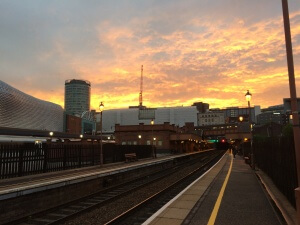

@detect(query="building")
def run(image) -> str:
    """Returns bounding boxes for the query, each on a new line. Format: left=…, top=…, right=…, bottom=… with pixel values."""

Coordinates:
left=64, top=79, right=91, bottom=116
left=96, top=106, right=198, bottom=134
left=192, top=102, right=209, bottom=113
left=65, top=114, right=82, bottom=134
left=0, top=80, right=64, bottom=131
left=224, top=106, right=261, bottom=123
left=261, top=104, right=284, bottom=113
left=257, top=111, right=287, bottom=125
left=197, top=110, right=225, bottom=126
left=283, top=98, right=300, bottom=113
left=114, top=122, right=202, bottom=153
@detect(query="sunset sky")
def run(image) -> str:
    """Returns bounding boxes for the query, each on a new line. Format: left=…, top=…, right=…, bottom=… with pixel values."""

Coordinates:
left=0, top=0, right=299, bottom=110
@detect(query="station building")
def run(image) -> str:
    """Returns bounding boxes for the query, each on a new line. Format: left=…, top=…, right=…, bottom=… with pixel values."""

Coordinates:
left=114, top=122, right=203, bottom=153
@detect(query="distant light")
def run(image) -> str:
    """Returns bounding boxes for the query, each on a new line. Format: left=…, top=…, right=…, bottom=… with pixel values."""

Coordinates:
left=108, top=136, right=111, bottom=140
left=244, top=138, right=248, bottom=141
left=273, top=112, right=280, bottom=115
left=80, top=134, right=83, bottom=138
left=138, top=135, right=142, bottom=139
left=221, top=139, right=225, bottom=143
left=49, top=132, right=54, bottom=136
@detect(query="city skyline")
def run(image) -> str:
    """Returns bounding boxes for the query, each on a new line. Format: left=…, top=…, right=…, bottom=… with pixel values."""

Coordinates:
left=0, top=0, right=299, bottom=110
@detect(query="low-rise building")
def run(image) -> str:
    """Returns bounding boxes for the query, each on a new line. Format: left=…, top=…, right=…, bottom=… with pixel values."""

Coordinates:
left=114, top=122, right=202, bottom=153
left=197, top=110, right=225, bottom=126
left=257, top=111, right=287, bottom=125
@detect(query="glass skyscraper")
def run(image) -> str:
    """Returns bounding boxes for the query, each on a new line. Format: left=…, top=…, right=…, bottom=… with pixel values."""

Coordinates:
left=64, top=79, right=91, bottom=116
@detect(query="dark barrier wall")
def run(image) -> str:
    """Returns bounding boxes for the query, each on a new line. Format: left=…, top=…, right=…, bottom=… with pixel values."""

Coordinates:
left=253, top=136, right=297, bottom=208
left=0, top=142, right=152, bottom=179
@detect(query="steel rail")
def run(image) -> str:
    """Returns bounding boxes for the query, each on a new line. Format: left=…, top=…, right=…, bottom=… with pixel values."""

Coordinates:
left=9, top=151, right=217, bottom=225
left=105, top=151, right=225, bottom=225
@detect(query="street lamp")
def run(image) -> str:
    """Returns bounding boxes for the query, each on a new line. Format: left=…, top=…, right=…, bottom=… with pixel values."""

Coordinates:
left=99, top=102, right=104, bottom=166
left=151, top=119, right=155, bottom=158
left=239, top=116, right=244, bottom=122
left=245, top=90, right=254, bottom=169
left=80, top=134, right=83, bottom=139
left=138, top=135, right=142, bottom=145
left=245, top=90, right=252, bottom=107
left=49, top=131, right=54, bottom=142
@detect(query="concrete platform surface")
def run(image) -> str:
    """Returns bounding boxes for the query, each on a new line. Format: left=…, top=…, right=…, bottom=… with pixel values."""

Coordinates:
left=145, top=153, right=290, bottom=225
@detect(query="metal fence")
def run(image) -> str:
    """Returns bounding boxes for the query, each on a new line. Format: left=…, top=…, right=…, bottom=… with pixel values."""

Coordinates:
left=0, top=142, right=152, bottom=179
left=253, top=136, right=297, bottom=208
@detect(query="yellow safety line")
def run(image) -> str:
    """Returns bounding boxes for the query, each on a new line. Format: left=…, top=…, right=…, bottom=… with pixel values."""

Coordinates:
left=207, top=154, right=233, bottom=225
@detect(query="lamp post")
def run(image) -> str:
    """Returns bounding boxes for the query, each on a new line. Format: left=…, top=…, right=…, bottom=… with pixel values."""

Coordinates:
left=99, top=102, right=104, bottom=166
left=281, top=0, right=300, bottom=223
left=49, top=131, right=54, bottom=142
left=151, top=119, right=155, bottom=158
left=245, top=90, right=254, bottom=169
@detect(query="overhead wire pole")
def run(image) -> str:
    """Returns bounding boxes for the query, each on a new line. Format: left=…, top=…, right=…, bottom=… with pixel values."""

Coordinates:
left=281, top=0, right=300, bottom=223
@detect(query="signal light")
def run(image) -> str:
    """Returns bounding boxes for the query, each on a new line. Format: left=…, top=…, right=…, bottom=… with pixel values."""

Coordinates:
left=221, top=139, right=225, bottom=143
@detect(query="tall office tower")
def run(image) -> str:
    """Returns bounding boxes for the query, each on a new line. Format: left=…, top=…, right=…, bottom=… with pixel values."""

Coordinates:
left=65, top=79, right=91, bottom=116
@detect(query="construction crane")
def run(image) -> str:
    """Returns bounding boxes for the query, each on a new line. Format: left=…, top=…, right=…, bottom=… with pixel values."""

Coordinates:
left=139, top=65, right=143, bottom=109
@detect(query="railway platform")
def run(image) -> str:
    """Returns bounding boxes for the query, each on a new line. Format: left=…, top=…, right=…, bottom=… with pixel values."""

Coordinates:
left=144, top=153, right=296, bottom=225
left=0, top=154, right=175, bottom=200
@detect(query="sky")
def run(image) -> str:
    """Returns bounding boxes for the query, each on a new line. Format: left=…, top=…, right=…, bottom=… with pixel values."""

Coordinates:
left=0, top=0, right=300, bottom=111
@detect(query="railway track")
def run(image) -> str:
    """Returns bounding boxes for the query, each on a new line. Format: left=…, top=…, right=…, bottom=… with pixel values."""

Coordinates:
left=10, top=150, right=224, bottom=225
left=105, top=150, right=225, bottom=225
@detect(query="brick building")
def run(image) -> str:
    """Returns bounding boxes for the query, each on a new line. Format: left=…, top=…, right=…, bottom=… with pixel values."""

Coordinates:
left=114, top=122, right=202, bottom=153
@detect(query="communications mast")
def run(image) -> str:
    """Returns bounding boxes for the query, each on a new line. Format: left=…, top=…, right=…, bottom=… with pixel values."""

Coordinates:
left=139, top=65, right=144, bottom=109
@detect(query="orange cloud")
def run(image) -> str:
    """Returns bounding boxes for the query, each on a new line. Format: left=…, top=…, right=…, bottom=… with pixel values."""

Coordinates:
left=16, top=9, right=300, bottom=111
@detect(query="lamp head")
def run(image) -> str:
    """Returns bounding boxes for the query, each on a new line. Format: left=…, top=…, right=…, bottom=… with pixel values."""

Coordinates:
left=99, top=102, right=104, bottom=112
left=245, top=90, right=252, bottom=102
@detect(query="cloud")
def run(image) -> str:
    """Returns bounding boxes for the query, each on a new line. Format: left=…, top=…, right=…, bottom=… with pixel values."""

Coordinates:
left=0, top=0, right=299, bottom=111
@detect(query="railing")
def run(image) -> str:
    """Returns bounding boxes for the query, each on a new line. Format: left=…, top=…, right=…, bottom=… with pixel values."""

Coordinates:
left=253, top=136, right=297, bottom=208
left=0, top=143, right=152, bottom=179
